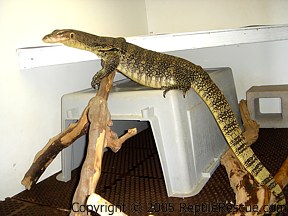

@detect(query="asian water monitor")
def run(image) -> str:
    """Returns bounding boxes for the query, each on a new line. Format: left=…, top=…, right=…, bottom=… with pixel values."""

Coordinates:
left=43, top=29, right=286, bottom=206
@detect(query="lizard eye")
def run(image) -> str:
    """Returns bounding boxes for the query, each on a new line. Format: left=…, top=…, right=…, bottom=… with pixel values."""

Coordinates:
left=70, top=33, right=75, bottom=39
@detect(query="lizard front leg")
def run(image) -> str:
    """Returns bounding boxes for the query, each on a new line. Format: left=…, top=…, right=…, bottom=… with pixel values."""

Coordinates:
left=91, top=55, right=120, bottom=89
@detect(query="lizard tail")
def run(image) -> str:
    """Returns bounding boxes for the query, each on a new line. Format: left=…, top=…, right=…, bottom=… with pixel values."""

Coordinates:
left=190, top=68, right=286, bottom=206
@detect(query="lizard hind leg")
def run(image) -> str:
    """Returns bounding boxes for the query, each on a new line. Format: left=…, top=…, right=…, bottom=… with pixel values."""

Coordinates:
left=161, top=85, right=191, bottom=98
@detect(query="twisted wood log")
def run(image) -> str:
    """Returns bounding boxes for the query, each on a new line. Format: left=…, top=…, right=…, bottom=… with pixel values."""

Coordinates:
left=86, top=193, right=128, bottom=216
left=22, top=71, right=137, bottom=216
left=221, top=100, right=287, bottom=216
left=70, top=72, right=137, bottom=216
left=21, top=103, right=90, bottom=190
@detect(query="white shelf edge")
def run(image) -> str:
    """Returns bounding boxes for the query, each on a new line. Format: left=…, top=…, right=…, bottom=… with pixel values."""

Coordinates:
left=17, top=25, right=288, bottom=70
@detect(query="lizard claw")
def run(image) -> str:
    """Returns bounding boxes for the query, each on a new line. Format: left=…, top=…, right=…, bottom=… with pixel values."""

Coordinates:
left=161, top=85, right=190, bottom=98
left=91, top=73, right=103, bottom=89
left=91, top=78, right=100, bottom=89
left=162, top=90, right=167, bottom=98
left=182, top=89, right=188, bottom=98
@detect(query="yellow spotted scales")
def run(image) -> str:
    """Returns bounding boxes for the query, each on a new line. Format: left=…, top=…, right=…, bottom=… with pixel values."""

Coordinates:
left=43, top=29, right=286, bottom=206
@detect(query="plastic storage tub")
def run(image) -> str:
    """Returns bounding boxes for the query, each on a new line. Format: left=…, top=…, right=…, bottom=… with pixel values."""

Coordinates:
left=59, top=67, right=240, bottom=197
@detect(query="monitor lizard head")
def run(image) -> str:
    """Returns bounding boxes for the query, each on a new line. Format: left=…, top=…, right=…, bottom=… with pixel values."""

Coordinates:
left=42, top=29, right=75, bottom=43
left=42, top=29, right=126, bottom=55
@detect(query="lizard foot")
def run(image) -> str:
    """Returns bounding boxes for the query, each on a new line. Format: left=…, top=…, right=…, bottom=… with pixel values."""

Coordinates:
left=91, top=66, right=115, bottom=89
left=161, top=85, right=190, bottom=98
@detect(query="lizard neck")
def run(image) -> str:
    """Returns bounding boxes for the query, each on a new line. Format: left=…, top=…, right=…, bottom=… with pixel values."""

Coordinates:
left=61, top=31, right=126, bottom=59
left=62, top=38, right=108, bottom=58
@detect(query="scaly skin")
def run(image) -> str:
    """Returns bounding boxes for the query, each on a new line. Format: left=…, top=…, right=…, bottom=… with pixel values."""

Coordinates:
left=43, top=29, right=286, bottom=207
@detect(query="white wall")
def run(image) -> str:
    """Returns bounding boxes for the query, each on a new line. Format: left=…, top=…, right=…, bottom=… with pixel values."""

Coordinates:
left=0, top=0, right=147, bottom=200
left=169, top=40, right=288, bottom=101
left=145, top=0, right=288, bottom=34
left=1, top=0, right=288, bottom=201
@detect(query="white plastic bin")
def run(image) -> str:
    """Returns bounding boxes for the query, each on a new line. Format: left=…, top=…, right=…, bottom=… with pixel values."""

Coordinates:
left=59, top=67, right=240, bottom=197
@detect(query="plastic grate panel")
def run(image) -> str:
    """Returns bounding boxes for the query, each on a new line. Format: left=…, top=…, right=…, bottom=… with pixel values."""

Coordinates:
left=0, top=198, right=69, bottom=216
left=252, top=128, right=288, bottom=175
left=13, top=168, right=81, bottom=210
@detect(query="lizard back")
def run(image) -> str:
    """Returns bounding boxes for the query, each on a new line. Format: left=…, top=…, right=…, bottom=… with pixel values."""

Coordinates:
left=116, top=44, right=286, bottom=205
left=117, top=42, right=197, bottom=91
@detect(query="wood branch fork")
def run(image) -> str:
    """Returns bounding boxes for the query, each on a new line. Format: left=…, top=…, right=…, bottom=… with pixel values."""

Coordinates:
left=22, top=71, right=137, bottom=216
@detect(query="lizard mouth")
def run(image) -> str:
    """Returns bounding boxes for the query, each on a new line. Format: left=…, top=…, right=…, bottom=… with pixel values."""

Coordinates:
left=42, top=34, right=70, bottom=43
left=42, top=30, right=73, bottom=43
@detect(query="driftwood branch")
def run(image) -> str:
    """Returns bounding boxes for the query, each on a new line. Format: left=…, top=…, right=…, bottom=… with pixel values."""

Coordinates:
left=239, top=100, right=260, bottom=146
left=86, top=193, right=128, bottom=216
left=22, top=71, right=137, bottom=216
left=274, top=157, right=288, bottom=189
left=21, top=106, right=90, bottom=190
left=107, top=128, right=137, bottom=153
left=70, top=72, right=137, bottom=216
left=221, top=100, right=287, bottom=216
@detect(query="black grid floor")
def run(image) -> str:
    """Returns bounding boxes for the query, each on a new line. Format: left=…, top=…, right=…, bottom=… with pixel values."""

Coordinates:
left=1, top=128, right=287, bottom=215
